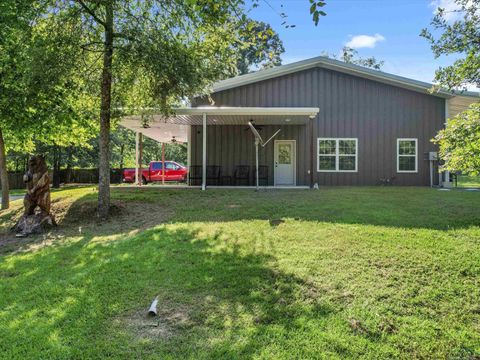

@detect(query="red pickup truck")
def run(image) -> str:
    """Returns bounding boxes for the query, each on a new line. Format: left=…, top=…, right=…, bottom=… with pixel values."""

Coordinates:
left=123, top=161, right=188, bottom=184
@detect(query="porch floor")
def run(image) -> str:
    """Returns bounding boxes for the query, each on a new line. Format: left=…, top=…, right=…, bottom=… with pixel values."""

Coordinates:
left=114, top=185, right=310, bottom=190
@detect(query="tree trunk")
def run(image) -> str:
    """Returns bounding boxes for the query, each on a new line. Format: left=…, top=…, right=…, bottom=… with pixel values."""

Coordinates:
left=0, top=129, right=10, bottom=210
left=52, top=146, right=61, bottom=188
left=97, top=1, right=114, bottom=219
left=119, top=144, right=124, bottom=171
left=65, top=148, right=73, bottom=183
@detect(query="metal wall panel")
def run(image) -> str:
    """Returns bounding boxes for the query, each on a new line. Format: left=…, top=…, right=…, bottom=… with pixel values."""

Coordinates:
left=191, top=124, right=308, bottom=186
left=193, top=67, right=445, bottom=186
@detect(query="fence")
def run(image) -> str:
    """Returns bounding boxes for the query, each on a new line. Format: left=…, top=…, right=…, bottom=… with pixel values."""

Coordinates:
left=2, top=169, right=124, bottom=190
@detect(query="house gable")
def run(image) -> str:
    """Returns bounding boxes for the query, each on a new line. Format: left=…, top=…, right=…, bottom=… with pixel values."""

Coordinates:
left=211, top=56, right=479, bottom=100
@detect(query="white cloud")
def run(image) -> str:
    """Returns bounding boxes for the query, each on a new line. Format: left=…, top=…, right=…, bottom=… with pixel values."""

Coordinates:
left=345, top=34, right=385, bottom=49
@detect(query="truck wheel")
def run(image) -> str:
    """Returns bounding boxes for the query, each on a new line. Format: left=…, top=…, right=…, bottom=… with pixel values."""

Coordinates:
left=142, top=176, right=148, bottom=185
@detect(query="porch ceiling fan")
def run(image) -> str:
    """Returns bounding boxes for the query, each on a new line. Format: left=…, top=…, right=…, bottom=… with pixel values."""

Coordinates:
left=248, top=120, right=281, bottom=190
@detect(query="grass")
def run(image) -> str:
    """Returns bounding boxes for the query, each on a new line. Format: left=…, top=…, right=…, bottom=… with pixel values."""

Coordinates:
left=457, top=175, right=480, bottom=188
left=1, top=186, right=479, bottom=359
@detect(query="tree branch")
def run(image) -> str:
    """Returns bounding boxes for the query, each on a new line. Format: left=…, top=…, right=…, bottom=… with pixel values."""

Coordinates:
left=76, top=0, right=107, bottom=28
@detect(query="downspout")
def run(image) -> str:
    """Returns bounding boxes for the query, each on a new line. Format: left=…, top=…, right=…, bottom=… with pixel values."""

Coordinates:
left=442, top=99, right=451, bottom=188
left=135, top=131, right=142, bottom=185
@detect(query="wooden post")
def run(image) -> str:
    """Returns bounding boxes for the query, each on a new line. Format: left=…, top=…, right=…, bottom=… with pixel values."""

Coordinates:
left=187, top=126, right=191, bottom=186
left=162, top=142, right=165, bottom=185
left=139, top=133, right=143, bottom=185
left=202, top=113, right=207, bottom=191
left=135, top=132, right=143, bottom=185
left=255, top=139, right=259, bottom=191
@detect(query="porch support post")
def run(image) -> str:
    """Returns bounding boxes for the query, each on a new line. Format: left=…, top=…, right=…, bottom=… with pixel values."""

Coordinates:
left=255, top=138, right=259, bottom=191
left=187, top=125, right=192, bottom=185
left=135, top=131, right=143, bottom=186
left=309, top=116, right=315, bottom=188
left=202, top=112, right=207, bottom=191
left=162, top=142, right=165, bottom=185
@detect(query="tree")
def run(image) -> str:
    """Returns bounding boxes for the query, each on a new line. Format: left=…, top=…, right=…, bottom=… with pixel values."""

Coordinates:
left=236, top=20, right=285, bottom=75
left=340, top=47, right=384, bottom=70
left=422, top=0, right=480, bottom=174
left=46, top=0, right=263, bottom=218
left=433, top=104, right=480, bottom=174
left=421, top=0, right=480, bottom=91
left=0, top=0, right=35, bottom=209
left=0, top=1, right=98, bottom=209
left=322, top=46, right=384, bottom=70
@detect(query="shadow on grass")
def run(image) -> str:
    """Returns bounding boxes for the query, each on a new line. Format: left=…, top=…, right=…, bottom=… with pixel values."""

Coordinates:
left=0, top=222, right=356, bottom=359
left=112, top=186, right=480, bottom=231
left=1, top=187, right=479, bottom=358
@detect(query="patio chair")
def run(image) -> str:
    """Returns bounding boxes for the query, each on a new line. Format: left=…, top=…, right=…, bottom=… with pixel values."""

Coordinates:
left=234, top=165, right=250, bottom=186
left=257, top=165, right=268, bottom=186
left=189, top=165, right=202, bottom=186
left=206, top=165, right=221, bottom=185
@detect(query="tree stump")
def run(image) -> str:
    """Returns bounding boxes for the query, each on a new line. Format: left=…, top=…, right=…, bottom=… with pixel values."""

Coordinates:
left=13, top=214, right=56, bottom=237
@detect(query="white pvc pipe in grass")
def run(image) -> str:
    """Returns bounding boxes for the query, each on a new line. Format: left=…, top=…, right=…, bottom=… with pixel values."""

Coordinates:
left=148, top=296, right=158, bottom=316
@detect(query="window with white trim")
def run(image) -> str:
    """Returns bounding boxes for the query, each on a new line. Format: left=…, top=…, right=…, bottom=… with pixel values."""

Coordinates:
left=317, top=138, right=358, bottom=172
left=397, top=138, right=418, bottom=173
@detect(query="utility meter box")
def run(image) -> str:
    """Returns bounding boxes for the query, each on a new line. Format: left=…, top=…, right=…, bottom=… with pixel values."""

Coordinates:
left=428, top=151, right=438, bottom=161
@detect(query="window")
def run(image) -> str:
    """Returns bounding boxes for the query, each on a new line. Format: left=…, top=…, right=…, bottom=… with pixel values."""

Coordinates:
left=397, top=138, right=418, bottom=173
left=165, top=162, right=176, bottom=170
left=317, top=138, right=358, bottom=172
left=151, top=162, right=163, bottom=170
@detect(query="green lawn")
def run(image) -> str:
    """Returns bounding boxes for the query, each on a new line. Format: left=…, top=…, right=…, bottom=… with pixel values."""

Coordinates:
left=457, top=175, right=480, bottom=188
left=1, top=186, right=479, bottom=359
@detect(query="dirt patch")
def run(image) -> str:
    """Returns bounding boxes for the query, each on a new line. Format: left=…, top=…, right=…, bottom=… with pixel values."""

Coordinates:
left=226, top=204, right=241, bottom=209
left=269, top=219, right=285, bottom=227
left=121, top=303, right=193, bottom=341
left=0, top=197, right=173, bottom=255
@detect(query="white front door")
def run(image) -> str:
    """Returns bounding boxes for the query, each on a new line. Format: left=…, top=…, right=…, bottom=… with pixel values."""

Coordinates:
left=274, top=140, right=296, bottom=186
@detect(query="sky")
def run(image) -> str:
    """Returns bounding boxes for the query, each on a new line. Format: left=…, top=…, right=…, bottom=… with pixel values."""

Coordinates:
left=247, top=0, right=477, bottom=89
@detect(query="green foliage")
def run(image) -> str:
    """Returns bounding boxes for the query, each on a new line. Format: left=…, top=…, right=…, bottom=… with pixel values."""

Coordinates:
left=0, top=0, right=40, bottom=153
left=340, top=46, right=384, bottom=70
left=421, top=0, right=480, bottom=90
left=322, top=47, right=384, bottom=70
left=309, top=0, right=327, bottom=26
left=433, top=103, right=480, bottom=175
left=45, top=0, right=254, bottom=115
left=235, top=20, right=285, bottom=75
left=0, top=1, right=98, bottom=152
left=423, top=1, right=479, bottom=174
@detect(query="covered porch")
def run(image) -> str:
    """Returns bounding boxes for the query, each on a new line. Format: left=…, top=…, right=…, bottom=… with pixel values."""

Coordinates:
left=120, top=107, right=319, bottom=190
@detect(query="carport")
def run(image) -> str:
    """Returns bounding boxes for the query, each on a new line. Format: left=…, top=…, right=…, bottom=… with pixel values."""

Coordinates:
left=120, top=106, right=319, bottom=190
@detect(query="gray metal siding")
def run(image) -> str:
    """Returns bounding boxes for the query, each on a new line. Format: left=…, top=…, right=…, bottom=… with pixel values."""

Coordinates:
left=193, top=67, right=445, bottom=186
left=191, top=124, right=309, bottom=185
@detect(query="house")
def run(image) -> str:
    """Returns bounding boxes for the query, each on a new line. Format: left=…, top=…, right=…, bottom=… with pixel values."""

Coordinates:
left=121, top=56, right=479, bottom=188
